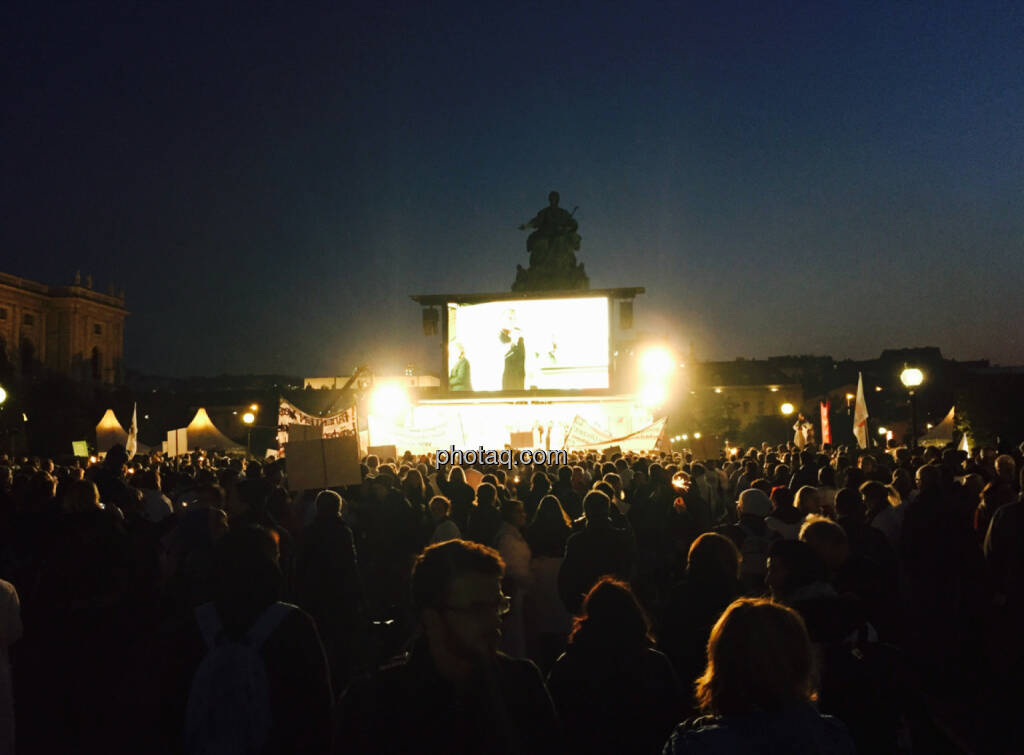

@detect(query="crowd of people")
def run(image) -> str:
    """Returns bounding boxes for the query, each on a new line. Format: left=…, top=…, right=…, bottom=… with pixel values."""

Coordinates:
left=0, top=436, right=1022, bottom=753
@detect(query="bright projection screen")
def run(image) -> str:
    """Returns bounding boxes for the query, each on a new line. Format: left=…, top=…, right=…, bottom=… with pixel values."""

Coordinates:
left=447, top=296, right=610, bottom=392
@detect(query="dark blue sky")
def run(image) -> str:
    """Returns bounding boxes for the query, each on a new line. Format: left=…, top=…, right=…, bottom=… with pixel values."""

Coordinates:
left=3, top=1, right=1022, bottom=376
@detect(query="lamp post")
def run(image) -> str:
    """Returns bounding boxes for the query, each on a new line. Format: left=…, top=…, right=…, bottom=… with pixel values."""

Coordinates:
left=900, top=366, right=924, bottom=449
left=242, top=411, right=255, bottom=457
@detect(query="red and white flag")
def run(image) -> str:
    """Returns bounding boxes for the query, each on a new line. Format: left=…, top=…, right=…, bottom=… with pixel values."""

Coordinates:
left=820, top=401, right=832, bottom=446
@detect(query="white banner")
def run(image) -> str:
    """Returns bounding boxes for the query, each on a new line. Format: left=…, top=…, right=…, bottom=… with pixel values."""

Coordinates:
left=277, top=398, right=357, bottom=455
left=564, top=416, right=668, bottom=453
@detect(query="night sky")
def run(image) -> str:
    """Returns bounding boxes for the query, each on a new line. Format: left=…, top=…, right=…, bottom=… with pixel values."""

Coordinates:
left=3, top=1, right=1022, bottom=377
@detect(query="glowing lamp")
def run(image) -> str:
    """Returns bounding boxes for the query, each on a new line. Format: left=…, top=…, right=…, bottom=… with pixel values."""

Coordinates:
left=878, top=426, right=888, bottom=435
left=780, top=403, right=795, bottom=416
left=371, top=384, right=411, bottom=419
left=639, top=347, right=674, bottom=379
left=249, top=403, right=259, bottom=411
left=900, top=367, right=924, bottom=389
left=0, top=386, right=6, bottom=404
left=242, top=412, right=256, bottom=425
left=694, top=432, right=702, bottom=439
left=681, top=434, right=689, bottom=441
left=639, top=382, right=667, bottom=409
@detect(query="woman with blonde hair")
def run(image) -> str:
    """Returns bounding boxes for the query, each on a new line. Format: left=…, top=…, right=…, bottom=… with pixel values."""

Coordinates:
left=663, top=598, right=854, bottom=754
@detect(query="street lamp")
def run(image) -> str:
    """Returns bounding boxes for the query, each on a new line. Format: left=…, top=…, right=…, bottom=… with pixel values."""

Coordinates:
left=900, top=366, right=924, bottom=448
left=242, top=411, right=255, bottom=456
left=0, top=386, right=6, bottom=405
left=780, top=402, right=795, bottom=416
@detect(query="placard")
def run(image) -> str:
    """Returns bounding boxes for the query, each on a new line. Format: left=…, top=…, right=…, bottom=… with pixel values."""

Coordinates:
left=286, top=435, right=362, bottom=491
left=509, top=432, right=534, bottom=449
left=72, top=440, right=90, bottom=457
left=368, top=444, right=398, bottom=462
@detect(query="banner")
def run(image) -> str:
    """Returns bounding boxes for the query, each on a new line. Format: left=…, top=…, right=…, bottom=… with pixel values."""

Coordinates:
left=277, top=398, right=357, bottom=455
left=564, top=416, right=668, bottom=453
left=820, top=400, right=832, bottom=446
left=367, top=415, right=464, bottom=456
left=563, top=415, right=613, bottom=449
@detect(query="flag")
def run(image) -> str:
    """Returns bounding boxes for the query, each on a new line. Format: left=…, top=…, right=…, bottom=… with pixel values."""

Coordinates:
left=820, top=401, right=832, bottom=446
left=126, top=402, right=138, bottom=459
left=853, top=373, right=869, bottom=449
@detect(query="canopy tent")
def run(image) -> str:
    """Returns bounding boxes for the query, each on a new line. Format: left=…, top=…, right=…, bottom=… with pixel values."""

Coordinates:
left=918, top=406, right=955, bottom=448
left=185, top=407, right=244, bottom=451
left=95, top=409, right=128, bottom=452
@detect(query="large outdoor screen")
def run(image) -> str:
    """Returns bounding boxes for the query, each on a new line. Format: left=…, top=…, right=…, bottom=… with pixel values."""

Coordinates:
left=447, top=296, right=610, bottom=392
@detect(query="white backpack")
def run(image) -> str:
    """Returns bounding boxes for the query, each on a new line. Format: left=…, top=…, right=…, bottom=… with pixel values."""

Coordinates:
left=184, top=601, right=294, bottom=755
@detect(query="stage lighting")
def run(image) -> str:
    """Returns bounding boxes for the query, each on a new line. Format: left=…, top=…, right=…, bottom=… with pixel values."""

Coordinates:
left=371, top=384, right=410, bottom=419
left=640, top=347, right=674, bottom=379
left=639, top=382, right=667, bottom=408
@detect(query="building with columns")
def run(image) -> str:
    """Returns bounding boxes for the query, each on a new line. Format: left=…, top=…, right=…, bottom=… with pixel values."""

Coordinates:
left=0, top=271, right=128, bottom=384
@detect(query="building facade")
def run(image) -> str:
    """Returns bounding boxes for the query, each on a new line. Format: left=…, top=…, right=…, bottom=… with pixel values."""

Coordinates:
left=0, top=271, right=128, bottom=384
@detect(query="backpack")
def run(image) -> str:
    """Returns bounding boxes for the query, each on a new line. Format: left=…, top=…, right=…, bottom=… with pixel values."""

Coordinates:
left=184, top=601, right=294, bottom=755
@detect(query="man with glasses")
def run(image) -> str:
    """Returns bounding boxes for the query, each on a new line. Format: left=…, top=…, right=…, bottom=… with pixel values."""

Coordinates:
left=336, top=539, right=560, bottom=753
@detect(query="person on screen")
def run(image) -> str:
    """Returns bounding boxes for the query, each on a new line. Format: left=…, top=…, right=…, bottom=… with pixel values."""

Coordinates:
left=449, top=342, right=472, bottom=391
left=500, top=316, right=526, bottom=391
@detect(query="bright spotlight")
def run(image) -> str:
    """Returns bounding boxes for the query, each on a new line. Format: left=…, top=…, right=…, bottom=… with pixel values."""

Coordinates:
left=371, top=384, right=410, bottom=419
left=640, top=347, right=675, bottom=379
left=900, top=367, right=924, bottom=388
left=780, top=403, right=795, bottom=416
left=878, top=426, right=888, bottom=435
left=242, top=412, right=255, bottom=425
left=639, top=382, right=667, bottom=408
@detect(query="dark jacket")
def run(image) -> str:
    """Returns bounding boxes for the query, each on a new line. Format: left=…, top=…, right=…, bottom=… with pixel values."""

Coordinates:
left=663, top=703, right=855, bottom=754
left=558, top=523, right=635, bottom=614
left=337, top=638, right=560, bottom=754
left=547, top=643, right=681, bottom=755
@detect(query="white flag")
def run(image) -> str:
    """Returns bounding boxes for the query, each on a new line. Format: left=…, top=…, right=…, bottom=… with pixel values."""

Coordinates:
left=853, top=372, right=869, bottom=449
left=126, top=402, right=138, bottom=459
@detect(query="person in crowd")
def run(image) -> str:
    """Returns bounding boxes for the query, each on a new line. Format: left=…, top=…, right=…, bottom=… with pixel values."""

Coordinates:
left=789, top=450, right=819, bottom=490
left=663, top=597, right=855, bottom=754
left=494, top=499, right=532, bottom=658
left=294, top=490, right=364, bottom=690
left=551, top=464, right=582, bottom=520
left=0, top=576, right=22, bottom=755
left=336, top=539, right=560, bottom=753
left=163, top=525, right=333, bottom=754
left=428, top=494, right=462, bottom=543
left=765, top=486, right=803, bottom=540
left=524, top=495, right=572, bottom=673
left=558, top=491, right=635, bottom=614
left=715, top=488, right=778, bottom=594
left=659, top=533, right=743, bottom=704
left=547, top=577, right=681, bottom=755
left=465, top=482, right=503, bottom=547
left=524, top=471, right=552, bottom=520
left=440, top=466, right=476, bottom=533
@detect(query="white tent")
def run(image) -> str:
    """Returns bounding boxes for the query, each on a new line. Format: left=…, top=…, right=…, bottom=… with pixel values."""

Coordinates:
left=185, top=407, right=244, bottom=451
left=918, top=406, right=955, bottom=448
left=95, top=409, right=128, bottom=452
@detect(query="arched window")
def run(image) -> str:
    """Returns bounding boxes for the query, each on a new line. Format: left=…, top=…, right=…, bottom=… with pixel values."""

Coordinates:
left=91, top=347, right=102, bottom=381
